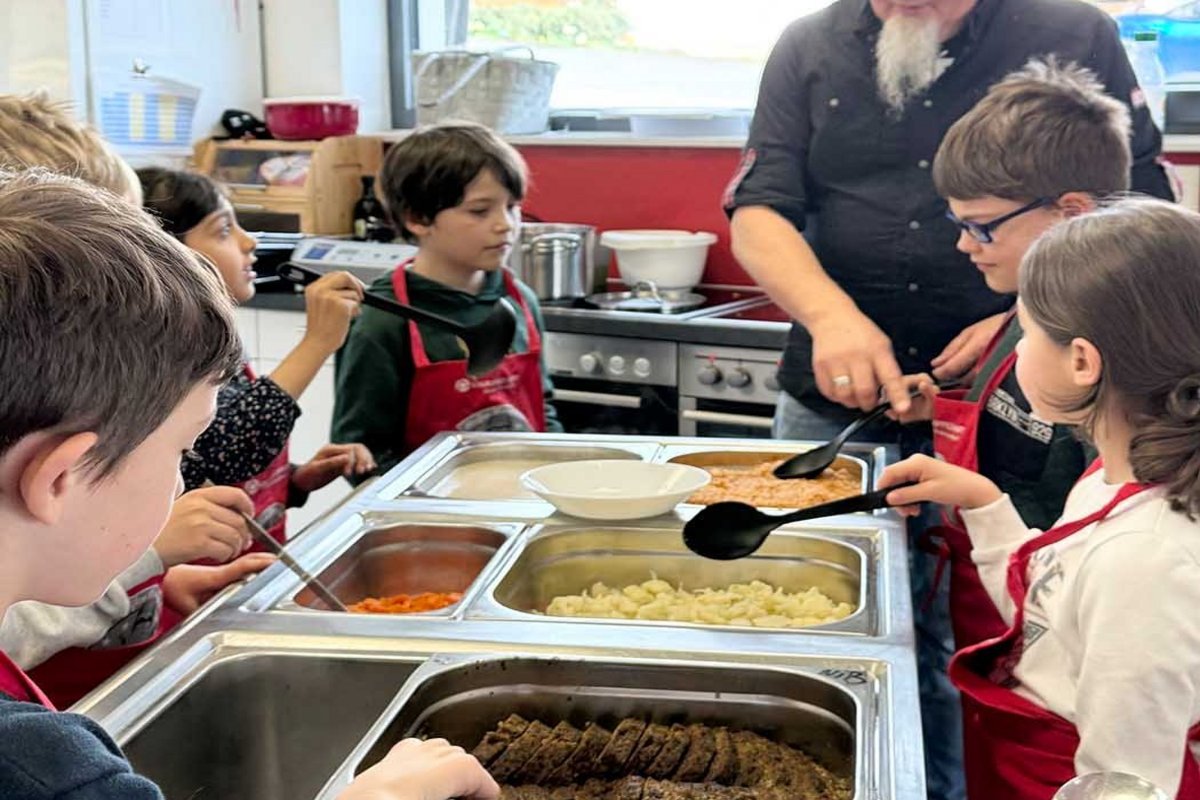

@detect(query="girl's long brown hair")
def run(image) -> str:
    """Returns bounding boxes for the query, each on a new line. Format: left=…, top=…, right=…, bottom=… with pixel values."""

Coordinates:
left=1020, top=197, right=1200, bottom=516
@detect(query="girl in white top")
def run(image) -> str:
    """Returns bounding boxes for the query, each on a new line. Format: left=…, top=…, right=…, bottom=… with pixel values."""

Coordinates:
left=882, top=197, right=1200, bottom=798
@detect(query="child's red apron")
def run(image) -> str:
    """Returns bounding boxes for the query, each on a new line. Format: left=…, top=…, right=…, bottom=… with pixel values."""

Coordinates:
left=393, top=265, right=546, bottom=455
left=234, top=363, right=291, bottom=546
left=24, top=574, right=181, bottom=709
left=925, top=314, right=1017, bottom=648
left=0, top=649, right=54, bottom=708
left=948, top=474, right=1200, bottom=799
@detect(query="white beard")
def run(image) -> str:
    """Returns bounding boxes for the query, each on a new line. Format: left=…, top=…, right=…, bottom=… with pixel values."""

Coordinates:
left=875, top=14, right=944, bottom=114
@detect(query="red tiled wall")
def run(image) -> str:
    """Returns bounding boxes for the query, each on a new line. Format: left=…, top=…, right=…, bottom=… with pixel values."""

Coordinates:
left=516, top=145, right=751, bottom=285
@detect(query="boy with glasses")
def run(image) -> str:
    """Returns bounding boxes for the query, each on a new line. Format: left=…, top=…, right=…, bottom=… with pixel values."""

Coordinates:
left=897, top=58, right=1131, bottom=651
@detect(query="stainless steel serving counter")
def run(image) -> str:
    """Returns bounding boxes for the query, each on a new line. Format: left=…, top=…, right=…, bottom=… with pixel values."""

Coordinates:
left=75, top=432, right=925, bottom=800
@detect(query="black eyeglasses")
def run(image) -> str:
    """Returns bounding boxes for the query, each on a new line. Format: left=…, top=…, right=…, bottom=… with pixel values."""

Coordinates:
left=945, top=197, right=1055, bottom=244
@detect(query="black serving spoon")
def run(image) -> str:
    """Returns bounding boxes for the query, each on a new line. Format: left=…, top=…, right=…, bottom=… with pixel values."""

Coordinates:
left=773, top=381, right=958, bottom=480
left=278, top=262, right=517, bottom=378
left=683, top=482, right=916, bottom=561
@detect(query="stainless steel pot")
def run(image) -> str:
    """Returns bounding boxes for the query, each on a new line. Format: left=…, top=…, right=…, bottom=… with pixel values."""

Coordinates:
left=510, top=223, right=607, bottom=299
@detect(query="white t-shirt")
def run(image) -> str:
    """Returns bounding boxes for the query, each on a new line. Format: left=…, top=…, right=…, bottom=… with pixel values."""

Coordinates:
left=961, top=470, right=1200, bottom=797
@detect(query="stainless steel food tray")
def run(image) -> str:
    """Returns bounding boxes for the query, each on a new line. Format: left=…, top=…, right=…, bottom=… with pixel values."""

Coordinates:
left=465, top=522, right=880, bottom=637
left=367, top=433, right=662, bottom=504
left=317, top=652, right=909, bottom=800
left=238, top=510, right=526, bottom=619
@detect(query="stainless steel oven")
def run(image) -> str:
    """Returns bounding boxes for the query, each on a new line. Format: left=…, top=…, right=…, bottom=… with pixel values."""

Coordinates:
left=677, top=343, right=782, bottom=438
left=544, top=331, right=679, bottom=436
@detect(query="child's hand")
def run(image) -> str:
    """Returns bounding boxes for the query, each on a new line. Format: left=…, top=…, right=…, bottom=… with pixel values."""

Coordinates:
left=153, top=486, right=255, bottom=567
left=879, top=454, right=1003, bottom=516
left=338, top=738, right=500, bottom=800
left=161, top=553, right=275, bottom=614
left=303, top=270, right=365, bottom=355
left=293, top=443, right=377, bottom=493
left=886, top=373, right=940, bottom=424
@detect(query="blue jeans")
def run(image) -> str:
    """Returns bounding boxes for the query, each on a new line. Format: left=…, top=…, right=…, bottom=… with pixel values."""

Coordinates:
left=774, top=392, right=965, bottom=800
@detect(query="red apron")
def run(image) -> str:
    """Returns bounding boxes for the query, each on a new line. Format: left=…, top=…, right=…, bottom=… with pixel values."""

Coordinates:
left=926, top=314, right=1018, bottom=649
left=393, top=265, right=546, bottom=455
left=27, top=574, right=181, bottom=709
left=0, top=649, right=54, bottom=708
left=234, top=363, right=291, bottom=546
left=949, top=472, right=1200, bottom=799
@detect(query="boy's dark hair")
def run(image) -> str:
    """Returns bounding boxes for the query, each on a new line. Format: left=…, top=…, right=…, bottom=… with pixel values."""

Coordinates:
left=934, top=58, right=1131, bottom=201
left=378, top=121, right=527, bottom=243
left=1021, top=198, right=1200, bottom=517
left=0, top=169, right=243, bottom=478
left=138, top=166, right=226, bottom=237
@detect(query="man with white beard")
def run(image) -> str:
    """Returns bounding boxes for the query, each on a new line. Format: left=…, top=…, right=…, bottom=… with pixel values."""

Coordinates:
left=725, top=2, right=1172, bottom=799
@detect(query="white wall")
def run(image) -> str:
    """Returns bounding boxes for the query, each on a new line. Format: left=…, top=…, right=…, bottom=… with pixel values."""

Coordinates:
left=261, top=0, right=391, bottom=132
left=0, top=0, right=88, bottom=111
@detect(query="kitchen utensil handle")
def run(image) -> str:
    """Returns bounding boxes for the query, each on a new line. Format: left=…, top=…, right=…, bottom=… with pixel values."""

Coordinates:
left=679, top=408, right=774, bottom=429
left=279, top=262, right=467, bottom=332
left=239, top=511, right=348, bottom=612
left=781, top=481, right=917, bottom=523
left=551, top=388, right=643, bottom=409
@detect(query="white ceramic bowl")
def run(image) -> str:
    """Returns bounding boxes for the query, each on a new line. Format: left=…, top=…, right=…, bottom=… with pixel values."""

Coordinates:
left=520, top=460, right=712, bottom=520
left=599, top=229, right=718, bottom=290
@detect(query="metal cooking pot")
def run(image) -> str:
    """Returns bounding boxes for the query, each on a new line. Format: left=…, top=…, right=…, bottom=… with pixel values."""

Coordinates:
left=510, top=223, right=608, bottom=300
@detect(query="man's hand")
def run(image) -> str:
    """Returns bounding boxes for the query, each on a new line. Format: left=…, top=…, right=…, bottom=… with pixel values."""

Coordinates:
left=338, top=738, right=500, bottom=800
left=809, top=309, right=910, bottom=413
left=153, top=486, right=255, bottom=567
left=292, top=443, right=377, bottom=494
left=931, top=312, right=1008, bottom=382
left=162, top=553, right=276, bottom=614
left=879, top=454, right=1003, bottom=517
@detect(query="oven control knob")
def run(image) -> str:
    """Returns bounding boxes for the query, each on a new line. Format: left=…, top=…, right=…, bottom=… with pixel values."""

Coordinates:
left=726, top=368, right=752, bottom=389
left=579, top=352, right=602, bottom=374
left=633, top=357, right=652, bottom=378
left=697, top=364, right=723, bottom=385
left=608, top=355, right=627, bottom=376
left=764, top=373, right=781, bottom=392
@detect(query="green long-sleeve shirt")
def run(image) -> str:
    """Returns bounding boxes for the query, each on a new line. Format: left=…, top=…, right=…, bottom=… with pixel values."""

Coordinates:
left=332, top=267, right=561, bottom=478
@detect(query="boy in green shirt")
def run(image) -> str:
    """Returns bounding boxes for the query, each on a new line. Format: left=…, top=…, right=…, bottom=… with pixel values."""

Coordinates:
left=333, top=123, right=560, bottom=475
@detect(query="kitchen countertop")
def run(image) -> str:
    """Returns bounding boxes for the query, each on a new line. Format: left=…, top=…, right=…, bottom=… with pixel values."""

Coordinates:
left=244, top=288, right=792, bottom=350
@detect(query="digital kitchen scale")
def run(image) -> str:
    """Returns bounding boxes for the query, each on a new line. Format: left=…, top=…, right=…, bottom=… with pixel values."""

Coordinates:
left=290, top=238, right=418, bottom=283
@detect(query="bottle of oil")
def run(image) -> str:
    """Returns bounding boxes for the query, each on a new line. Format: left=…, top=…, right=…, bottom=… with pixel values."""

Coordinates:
left=351, top=175, right=393, bottom=241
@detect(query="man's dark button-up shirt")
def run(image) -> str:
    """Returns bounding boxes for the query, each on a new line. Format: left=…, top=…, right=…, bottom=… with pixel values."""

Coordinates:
left=728, top=0, right=1172, bottom=418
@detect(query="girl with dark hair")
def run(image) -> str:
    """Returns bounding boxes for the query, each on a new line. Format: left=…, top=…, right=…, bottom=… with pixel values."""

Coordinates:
left=881, top=197, right=1200, bottom=799
left=138, top=167, right=376, bottom=543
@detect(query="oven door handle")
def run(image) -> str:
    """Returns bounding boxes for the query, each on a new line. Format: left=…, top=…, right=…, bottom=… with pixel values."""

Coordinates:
left=551, top=388, right=643, bottom=409
left=679, top=408, right=774, bottom=429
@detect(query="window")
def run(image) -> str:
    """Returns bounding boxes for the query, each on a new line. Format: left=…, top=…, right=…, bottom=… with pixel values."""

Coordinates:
left=459, top=0, right=837, bottom=111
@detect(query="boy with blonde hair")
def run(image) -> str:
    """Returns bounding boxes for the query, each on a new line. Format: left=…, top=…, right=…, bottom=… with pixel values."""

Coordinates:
left=0, top=93, right=140, bottom=202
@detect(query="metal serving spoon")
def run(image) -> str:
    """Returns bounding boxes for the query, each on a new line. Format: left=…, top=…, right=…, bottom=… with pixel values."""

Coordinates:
left=683, top=482, right=915, bottom=560
left=278, top=263, right=517, bottom=378
left=773, top=381, right=958, bottom=480
left=240, top=510, right=349, bottom=612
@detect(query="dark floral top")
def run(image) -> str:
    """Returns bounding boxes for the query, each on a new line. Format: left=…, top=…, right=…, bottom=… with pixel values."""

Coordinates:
left=182, top=368, right=301, bottom=493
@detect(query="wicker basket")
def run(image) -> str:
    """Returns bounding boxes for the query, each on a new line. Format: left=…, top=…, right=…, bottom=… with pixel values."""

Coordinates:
left=413, top=47, right=559, bottom=134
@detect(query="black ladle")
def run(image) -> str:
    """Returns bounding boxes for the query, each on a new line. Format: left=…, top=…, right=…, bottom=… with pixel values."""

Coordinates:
left=278, top=263, right=517, bottom=378
left=773, top=381, right=957, bottom=480
left=683, top=482, right=916, bottom=561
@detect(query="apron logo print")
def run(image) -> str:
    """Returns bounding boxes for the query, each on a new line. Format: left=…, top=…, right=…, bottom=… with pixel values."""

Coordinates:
left=932, top=419, right=966, bottom=443
left=454, top=378, right=471, bottom=393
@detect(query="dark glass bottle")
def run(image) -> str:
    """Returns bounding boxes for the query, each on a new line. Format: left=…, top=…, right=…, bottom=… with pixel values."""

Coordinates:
left=352, top=175, right=393, bottom=242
